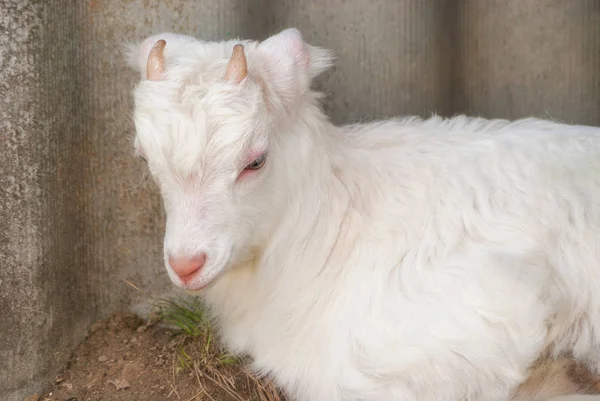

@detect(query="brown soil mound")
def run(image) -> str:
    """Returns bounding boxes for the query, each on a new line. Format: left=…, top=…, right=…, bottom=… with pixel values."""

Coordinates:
left=36, top=313, right=285, bottom=401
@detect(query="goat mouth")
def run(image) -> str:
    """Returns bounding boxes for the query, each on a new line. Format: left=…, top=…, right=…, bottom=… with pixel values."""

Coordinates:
left=179, top=265, right=229, bottom=293
left=178, top=277, right=216, bottom=292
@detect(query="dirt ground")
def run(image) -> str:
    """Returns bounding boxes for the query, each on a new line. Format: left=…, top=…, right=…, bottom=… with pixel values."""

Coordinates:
left=26, top=311, right=600, bottom=401
left=33, top=313, right=285, bottom=401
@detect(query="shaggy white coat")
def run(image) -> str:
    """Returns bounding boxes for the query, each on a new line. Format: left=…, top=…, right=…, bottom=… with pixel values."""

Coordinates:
left=127, top=28, right=600, bottom=401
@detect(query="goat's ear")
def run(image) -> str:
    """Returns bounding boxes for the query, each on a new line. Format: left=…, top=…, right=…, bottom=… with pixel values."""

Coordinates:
left=125, top=32, right=197, bottom=79
left=257, top=28, right=334, bottom=97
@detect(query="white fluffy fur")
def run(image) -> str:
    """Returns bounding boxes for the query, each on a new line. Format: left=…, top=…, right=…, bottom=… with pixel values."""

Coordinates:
left=127, top=28, right=600, bottom=401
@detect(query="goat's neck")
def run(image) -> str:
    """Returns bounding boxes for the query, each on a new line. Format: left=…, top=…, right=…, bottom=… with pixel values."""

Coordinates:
left=203, top=100, right=354, bottom=315
left=261, top=102, right=354, bottom=283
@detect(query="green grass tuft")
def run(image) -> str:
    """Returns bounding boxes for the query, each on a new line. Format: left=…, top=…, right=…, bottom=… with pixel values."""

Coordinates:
left=152, top=295, right=210, bottom=337
left=149, top=294, right=286, bottom=400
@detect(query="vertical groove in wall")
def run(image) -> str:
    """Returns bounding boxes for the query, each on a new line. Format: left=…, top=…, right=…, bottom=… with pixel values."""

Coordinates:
left=445, top=1, right=465, bottom=116
left=582, top=0, right=600, bottom=125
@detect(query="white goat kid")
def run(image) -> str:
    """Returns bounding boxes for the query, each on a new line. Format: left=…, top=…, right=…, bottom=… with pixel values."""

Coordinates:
left=127, top=28, right=600, bottom=401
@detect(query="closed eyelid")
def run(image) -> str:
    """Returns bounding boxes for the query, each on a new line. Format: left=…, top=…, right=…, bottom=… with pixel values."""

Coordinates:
left=243, top=148, right=268, bottom=166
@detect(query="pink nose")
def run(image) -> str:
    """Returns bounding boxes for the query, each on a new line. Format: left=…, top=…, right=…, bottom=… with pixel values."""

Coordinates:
left=168, top=253, right=206, bottom=282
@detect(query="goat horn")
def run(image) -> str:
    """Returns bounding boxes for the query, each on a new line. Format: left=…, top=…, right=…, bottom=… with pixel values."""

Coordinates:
left=225, top=44, right=248, bottom=83
left=147, top=39, right=166, bottom=81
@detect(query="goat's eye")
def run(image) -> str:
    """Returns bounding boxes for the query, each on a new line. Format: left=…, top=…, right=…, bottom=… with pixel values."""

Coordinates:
left=244, top=153, right=267, bottom=171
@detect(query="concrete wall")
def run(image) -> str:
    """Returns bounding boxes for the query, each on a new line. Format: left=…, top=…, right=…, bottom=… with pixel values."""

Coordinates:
left=1, top=0, right=599, bottom=399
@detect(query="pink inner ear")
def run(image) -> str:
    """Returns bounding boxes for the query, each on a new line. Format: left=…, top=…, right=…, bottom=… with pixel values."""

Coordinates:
left=260, top=28, right=310, bottom=71
left=284, top=31, right=310, bottom=70
left=292, top=40, right=310, bottom=70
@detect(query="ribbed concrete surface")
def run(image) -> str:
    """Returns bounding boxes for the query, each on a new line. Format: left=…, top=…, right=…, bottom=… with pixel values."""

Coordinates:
left=1, top=0, right=599, bottom=399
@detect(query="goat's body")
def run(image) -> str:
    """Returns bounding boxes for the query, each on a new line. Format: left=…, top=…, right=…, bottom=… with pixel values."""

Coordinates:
left=128, top=29, right=600, bottom=401
left=203, top=114, right=600, bottom=401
